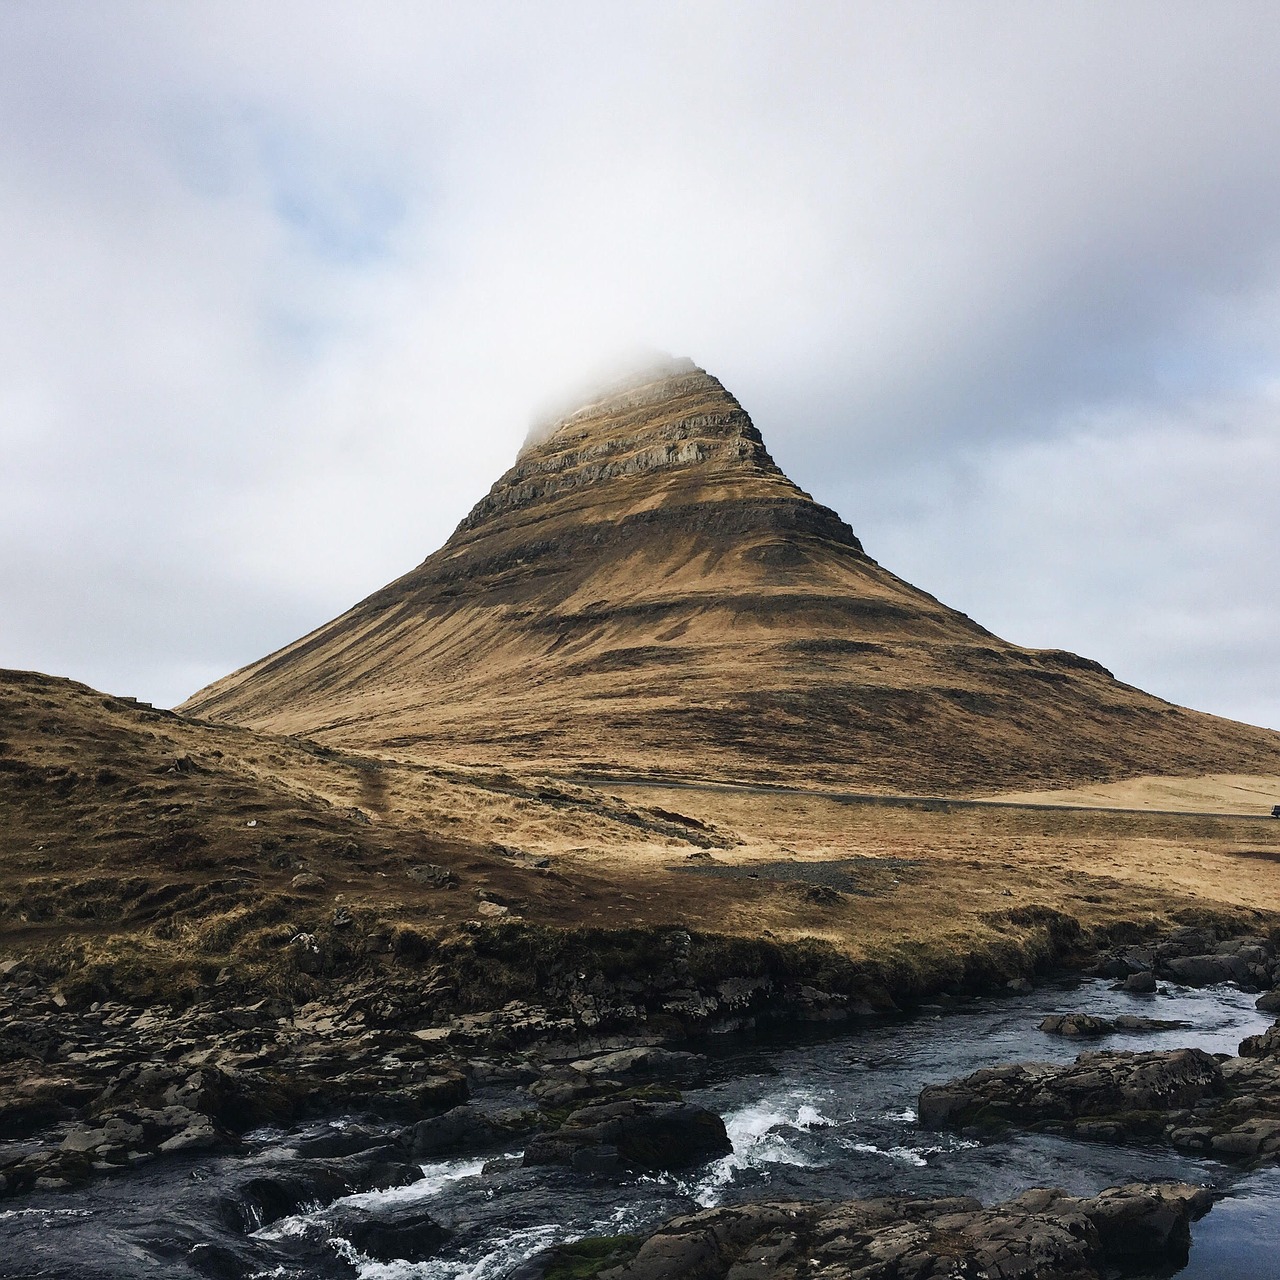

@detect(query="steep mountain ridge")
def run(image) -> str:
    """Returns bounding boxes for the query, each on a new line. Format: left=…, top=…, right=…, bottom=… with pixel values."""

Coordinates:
left=181, top=359, right=1280, bottom=791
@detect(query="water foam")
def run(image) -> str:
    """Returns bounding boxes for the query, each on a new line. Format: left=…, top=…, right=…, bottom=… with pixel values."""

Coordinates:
left=690, top=1091, right=839, bottom=1205
left=253, top=1155, right=492, bottom=1244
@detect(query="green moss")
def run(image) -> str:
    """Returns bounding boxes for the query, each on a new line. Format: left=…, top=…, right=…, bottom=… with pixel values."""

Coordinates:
left=541, top=1235, right=643, bottom=1279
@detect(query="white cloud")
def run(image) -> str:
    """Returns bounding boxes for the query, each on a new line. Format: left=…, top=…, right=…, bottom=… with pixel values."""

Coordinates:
left=1, top=2, right=1279, bottom=722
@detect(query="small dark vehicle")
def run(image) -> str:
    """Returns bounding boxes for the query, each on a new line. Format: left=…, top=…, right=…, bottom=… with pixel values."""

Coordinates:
left=1272, top=804, right=1280, bottom=818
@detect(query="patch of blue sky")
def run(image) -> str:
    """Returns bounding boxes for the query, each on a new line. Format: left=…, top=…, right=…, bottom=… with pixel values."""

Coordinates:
left=161, top=99, right=412, bottom=267
left=257, top=123, right=407, bottom=267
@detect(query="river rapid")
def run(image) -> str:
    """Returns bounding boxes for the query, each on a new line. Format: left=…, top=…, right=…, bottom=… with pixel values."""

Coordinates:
left=3, top=979, right=1276, bottom=1279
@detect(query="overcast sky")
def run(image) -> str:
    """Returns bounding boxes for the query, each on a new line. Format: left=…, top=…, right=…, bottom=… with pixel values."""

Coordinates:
left=2, top=2, right=1278, bottom=730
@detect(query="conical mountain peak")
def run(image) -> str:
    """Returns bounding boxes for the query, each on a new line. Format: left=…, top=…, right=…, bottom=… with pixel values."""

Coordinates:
left=182, top=361, right=1280, bottom=793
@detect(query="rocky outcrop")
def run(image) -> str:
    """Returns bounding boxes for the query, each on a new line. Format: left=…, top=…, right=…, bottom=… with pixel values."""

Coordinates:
left=0, top=985, right=468, bottom=1198
left=920, top=1020, right=1280, bottom=1161
left=1090, top=927, right=1279, bottom=992
left=520, top=1183, right=1212, bottom=1280
left=918, top=1047, right=1226, bottom=1137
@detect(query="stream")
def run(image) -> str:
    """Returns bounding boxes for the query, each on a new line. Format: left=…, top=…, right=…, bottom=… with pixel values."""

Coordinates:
left=3, top=979, right=1276, bottom=1279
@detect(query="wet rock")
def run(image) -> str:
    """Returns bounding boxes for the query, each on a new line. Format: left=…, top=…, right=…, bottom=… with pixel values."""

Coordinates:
left=186, top=1241, right=256, bottom=1280
left=1040, top=1013, right=1111, bottom=1037
left=1238, top=1020, right=1280, bottom=1059
left=219, top=1170, right=351, bottom=1233
left=0, top=1076, right=92, bottom=1138
left=218, top=1152, right=423, bottom=1233
left=1208, top=1119, right=1280, bottom=1159
left=340, top=1208, right=450, bottom=1263
left=1120, top=970, right=1157, bottom=993
left=1163, top=955, right=1238, bottom=987
left=1256, top=989, right=1280, bottom=1013
left=525, top=1066, right=616, bottom=1107
left=1039, top=1013, right=1188, bottom=1037
left=523, top=1099, right=731, bottom=1174
left=568, top=1046, right=707, bottom=1083
left=587, top=1182, right=1212, bottom=1280
left=918, top=1047, right=1226, bottom=1137
left=402, top=1104, right=536, bottom=1157
left=292, top=1123, right=390, bottom=1160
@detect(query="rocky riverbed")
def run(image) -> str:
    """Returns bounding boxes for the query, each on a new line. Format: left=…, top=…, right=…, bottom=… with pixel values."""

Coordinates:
left=1, top=955, right=1277, bottom=1278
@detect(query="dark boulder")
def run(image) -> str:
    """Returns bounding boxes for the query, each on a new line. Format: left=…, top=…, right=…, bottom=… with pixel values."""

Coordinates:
left=402, top=1104, right=536, bottom=1157
left=523, top=1099, right=731, bottom=1173
left=341, top=1209, right=450, bottom=1263
left=1163, top=955, right=1238, bottom=987
left=219, top=1171, right=350, bottom=1233
left=1120, top=970, right=1157, bottom=993
left=218, top=1152, right=422, bottom=1233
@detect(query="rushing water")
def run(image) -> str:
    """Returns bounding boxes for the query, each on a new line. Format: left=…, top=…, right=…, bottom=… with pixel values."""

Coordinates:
left=3, top=979, right=1276, bottom=1279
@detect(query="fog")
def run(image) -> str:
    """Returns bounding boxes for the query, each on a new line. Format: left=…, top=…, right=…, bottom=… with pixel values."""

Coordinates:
left=1, top=2, right=1277, bottom=727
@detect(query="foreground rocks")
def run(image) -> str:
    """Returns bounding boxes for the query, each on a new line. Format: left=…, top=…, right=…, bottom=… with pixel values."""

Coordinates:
left=518, top=1182, right=1212, bottom=1280
left=0, top=921, right=870, bottom=1201
left=2, top=915, right=1275, bottom=1203
left=920, top=1020, right=1280, bottom=1161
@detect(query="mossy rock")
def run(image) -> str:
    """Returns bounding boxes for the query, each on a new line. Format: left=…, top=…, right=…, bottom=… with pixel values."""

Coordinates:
left=541, top=1235, right=643, bottom=1279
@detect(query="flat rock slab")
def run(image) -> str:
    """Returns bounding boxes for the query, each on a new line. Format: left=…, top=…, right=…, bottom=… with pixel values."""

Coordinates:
left=520, top=1182, right=1211, bottom=1280
left=1039, top=1012, right=1190, bottom=1037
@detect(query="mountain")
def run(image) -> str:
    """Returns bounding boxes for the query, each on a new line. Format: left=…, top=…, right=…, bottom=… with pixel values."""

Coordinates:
left=181, top=358, right=1280, bottom=792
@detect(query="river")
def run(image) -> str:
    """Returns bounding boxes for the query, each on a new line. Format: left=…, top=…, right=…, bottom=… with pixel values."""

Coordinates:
left=3, top=978, right=1275, bottom=1279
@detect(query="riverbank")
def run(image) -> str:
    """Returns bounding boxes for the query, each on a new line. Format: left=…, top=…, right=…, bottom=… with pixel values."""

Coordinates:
left=4, top=909, right=1279, bottom=1202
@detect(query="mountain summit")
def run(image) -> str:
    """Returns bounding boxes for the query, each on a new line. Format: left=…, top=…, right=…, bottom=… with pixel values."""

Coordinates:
left=182, top=359, right=1280, bottom=791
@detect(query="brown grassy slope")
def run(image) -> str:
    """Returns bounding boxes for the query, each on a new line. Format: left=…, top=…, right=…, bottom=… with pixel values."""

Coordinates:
left=0, top=669, right=749, bottom=989
left=3, top=669, right=1279, bottom=1006
left=180, top=360, right=1280, bottom=793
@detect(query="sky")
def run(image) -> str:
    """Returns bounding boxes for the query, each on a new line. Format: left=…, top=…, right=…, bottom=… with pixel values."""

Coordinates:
left=2, top=1, right=1278, bottom=730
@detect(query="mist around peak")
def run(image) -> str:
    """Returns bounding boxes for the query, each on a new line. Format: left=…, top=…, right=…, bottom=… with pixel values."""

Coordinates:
left=523, top=349, right=700, bottom=450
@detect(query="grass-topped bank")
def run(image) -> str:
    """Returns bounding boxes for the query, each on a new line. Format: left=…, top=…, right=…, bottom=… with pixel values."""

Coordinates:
left=13, top=902, right=1277, bottom=1030
left=5, top=908, right=1279, bottom=1202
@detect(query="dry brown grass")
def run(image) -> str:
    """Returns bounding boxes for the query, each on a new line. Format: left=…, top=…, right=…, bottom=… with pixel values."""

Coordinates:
left=4, top=668, right=1278, bottom=1006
